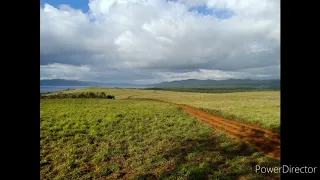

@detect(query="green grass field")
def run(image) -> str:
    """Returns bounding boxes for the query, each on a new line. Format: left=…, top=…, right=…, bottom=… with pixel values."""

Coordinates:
left=54, top=87, right=280, bottom=131
left=133, top=90, right=280, bottom=131
left=40, top=99, right=279, bottom=179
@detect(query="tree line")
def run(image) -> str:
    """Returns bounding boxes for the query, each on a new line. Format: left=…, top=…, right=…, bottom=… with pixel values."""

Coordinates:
left=40, top=92, right=115, bottom=99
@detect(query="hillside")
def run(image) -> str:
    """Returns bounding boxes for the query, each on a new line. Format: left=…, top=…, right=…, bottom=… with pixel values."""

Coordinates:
left=152, top=79, right=280, bottom=89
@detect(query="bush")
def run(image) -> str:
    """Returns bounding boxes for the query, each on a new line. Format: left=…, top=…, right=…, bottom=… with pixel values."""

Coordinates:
left=106, top=95, right=115, bottom=99
left=100, top=92, right=106, bottom=98
left=40, top=92, right=115, bottom=100
left=88, top=92, right=96, bottom=98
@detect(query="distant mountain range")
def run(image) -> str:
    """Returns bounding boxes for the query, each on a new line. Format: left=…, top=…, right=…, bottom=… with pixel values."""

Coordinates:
left=40, top=78, right=280, bottom=89
left=153, top=79, right=280, bottom=88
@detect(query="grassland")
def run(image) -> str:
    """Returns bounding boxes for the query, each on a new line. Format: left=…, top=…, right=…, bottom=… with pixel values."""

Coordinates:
left=40, top=99, right=279, bottom=179
left=145, top=86, right=279, bottom=93
left=133, top=91, right=280, bottom=131
left=55, top=87, right=280, bottom=131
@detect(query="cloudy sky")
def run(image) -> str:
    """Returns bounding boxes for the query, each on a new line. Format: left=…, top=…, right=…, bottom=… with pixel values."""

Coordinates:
left=40, top=0, right=280, bottom=84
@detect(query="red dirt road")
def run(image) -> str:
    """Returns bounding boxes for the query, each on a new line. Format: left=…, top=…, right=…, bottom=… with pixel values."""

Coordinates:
left=178, top=104, right=280, bottom=160
left=128, top=98, right=280, bottom=160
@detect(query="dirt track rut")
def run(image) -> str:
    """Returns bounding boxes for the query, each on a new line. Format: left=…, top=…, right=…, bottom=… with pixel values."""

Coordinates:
left=128, top=98, right=280, bottom=160
left=178, top=104, right=280, bottom=160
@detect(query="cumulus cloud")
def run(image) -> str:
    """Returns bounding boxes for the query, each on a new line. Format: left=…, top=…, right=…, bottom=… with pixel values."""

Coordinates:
left=40, top=0, right=280, bottom=83
left=40, top=63, right=93, bottom=80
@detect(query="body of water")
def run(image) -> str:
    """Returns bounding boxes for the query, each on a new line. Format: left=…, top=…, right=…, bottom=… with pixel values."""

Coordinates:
left=40, top=86, right=90, bottom=93
left=40, top=86, right=149, bottom=93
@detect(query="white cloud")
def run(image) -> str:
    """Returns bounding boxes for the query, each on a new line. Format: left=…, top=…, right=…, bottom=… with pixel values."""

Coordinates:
left=40, top=63, right=92, bottom=80
left=40, top=0, right=280, bottom=83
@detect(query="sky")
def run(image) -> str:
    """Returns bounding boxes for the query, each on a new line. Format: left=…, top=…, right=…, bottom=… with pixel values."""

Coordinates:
left=40, top=0, right=280, bottom=84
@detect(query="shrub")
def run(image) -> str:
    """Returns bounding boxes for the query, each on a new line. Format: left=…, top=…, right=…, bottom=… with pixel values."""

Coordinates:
left=100, top=92, right=107, bottom=98
left=106, top=95, right=115, bottom=99
left=88, top=92, right=96, bottom=98
left=40, top=92, right=115, bottom=99
left=77, top=93, right=86, bottom=98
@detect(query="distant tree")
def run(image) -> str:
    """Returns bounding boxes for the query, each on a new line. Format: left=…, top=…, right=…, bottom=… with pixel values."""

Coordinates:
left=89, top=92, right=96, bottom=98
left=100, top=92, right=107, bottom=98
left=41, top=92, right=116, bottom=99
left=78, top=93, right=86, bottom=98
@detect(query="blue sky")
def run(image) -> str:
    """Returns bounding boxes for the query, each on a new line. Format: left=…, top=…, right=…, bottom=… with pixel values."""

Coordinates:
left=40, top=0, right=89, bottom=12
left=188, top=5, right=234, bottom=19
left=40, top=0, right=233, bottom=19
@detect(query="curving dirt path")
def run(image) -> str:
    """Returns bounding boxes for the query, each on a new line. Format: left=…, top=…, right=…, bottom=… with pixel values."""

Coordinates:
left=178, top=104, right=280, bottom=160
left=127, top=97, right=280, bottom=160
